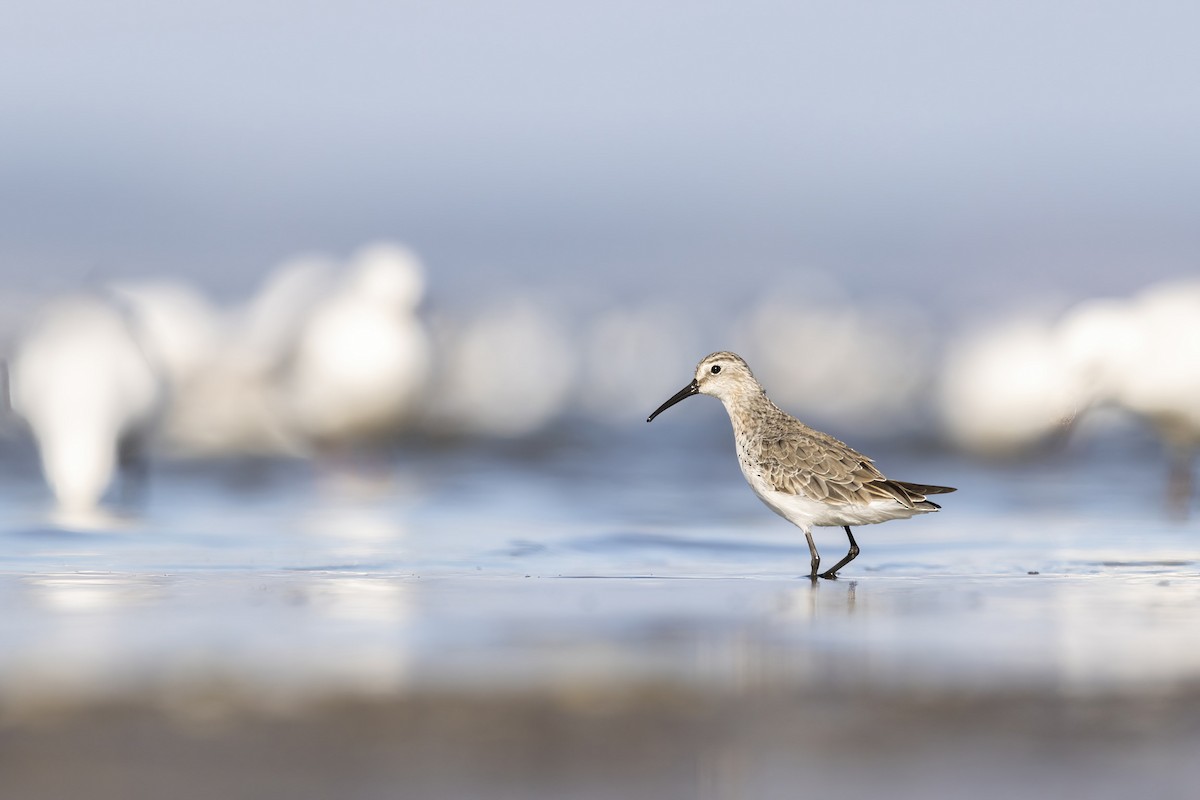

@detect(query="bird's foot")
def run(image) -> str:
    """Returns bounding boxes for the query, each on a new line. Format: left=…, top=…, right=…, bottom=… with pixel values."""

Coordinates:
left=818, top=570, right=840, bottom=580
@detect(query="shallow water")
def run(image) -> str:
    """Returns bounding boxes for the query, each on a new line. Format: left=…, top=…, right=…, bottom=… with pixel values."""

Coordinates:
left=2, top=428, right=1199, bottom=797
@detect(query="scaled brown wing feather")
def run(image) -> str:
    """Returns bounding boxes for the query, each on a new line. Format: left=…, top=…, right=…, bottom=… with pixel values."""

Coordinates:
left=753, top=430, right=952, bottom=508
left=753, top=430, right=913, bottom=507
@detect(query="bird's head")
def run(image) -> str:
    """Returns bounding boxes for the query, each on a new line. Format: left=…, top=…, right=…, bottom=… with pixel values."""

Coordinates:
left=646, top=351, right=757, bottom=422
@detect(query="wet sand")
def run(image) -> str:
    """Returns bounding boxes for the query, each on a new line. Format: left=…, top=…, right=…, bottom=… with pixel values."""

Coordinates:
left=6, top=673, right=1200, bottom=799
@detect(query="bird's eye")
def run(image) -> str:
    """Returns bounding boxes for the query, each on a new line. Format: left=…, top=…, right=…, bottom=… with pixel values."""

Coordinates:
left=710, top=365, right=721, bottom=374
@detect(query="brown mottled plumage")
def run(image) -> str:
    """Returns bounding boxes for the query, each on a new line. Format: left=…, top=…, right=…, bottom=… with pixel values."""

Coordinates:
left=648, top=351, right=954, bottom=579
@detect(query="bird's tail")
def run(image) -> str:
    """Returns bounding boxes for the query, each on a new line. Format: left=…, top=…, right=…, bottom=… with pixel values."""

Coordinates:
left=884, top=480, right=956, bottom=511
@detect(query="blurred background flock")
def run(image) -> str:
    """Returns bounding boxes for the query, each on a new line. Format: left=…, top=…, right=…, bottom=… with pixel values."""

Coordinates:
left=3, top=244, right=1198, bottom=517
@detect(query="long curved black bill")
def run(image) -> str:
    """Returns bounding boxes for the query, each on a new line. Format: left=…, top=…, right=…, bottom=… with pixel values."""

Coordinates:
left=646, top=379, right=700, bottom=422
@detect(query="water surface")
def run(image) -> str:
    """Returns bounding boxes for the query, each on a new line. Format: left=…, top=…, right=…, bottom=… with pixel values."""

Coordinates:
left=2, top=430, right=1198, bottom=798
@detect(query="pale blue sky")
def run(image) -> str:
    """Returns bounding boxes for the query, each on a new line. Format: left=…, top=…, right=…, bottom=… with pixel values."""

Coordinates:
left=3, top=1, right=1198, bottom=312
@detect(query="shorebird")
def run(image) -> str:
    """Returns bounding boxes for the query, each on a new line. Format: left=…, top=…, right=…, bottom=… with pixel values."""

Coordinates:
left=647, top=352, right=954, bottom=579
left=282, top=242, right=431, bottom=450
left=8, top=295, right=164, bottom=514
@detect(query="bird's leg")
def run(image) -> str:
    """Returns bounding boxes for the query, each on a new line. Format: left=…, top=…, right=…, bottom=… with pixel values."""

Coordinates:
left=1166, top=446, right=1194, bottom=522
left=804, top=530, right=820, bottom=578
left=117, top=436, right=150, bottom=509
left=819, top=526, right=860, bottom=580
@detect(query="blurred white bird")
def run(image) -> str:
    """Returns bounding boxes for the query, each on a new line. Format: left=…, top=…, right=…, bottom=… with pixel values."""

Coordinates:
left=1056, top=280, right=1200, bottom=516
left=112, top=279, right=300, bottom=457
left=233, top=254, right=337, bottom=377
left=282, top=242, right=432, bottom=451
left=8, top=295, right=164, bottom=514
left=111, top=245, right=432, bottom=463
left=940, top=279, right=1200, bottom=517
left=938, top=317, right=1080, bottom=456
left=109, top=280, right=223, bottom=391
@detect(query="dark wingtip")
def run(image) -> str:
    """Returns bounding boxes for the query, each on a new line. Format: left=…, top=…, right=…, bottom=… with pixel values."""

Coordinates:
left=894, top=480, right=957, bottom=496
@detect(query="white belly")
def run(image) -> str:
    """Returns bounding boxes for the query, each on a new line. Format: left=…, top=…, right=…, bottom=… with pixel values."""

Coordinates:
left=740, top=460, right=924, bottom=532
left=763, top=488, right=923, bottom=529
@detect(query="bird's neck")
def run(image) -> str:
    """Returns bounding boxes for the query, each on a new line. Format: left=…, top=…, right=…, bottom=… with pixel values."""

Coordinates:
left=718, top=386, right=782, bottom=437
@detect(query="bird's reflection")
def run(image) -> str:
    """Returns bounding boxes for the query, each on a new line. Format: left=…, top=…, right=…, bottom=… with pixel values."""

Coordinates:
left=780, top=578, right=859, bottom=620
